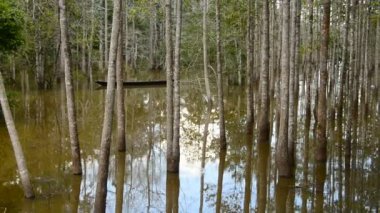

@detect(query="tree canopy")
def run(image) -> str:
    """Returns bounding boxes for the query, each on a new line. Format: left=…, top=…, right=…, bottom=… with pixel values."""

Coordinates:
left=0, top=0, right=24, bottom=53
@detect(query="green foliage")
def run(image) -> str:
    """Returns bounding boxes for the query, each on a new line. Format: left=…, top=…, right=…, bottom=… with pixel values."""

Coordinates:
left=0, top=0, right=24, bottom=53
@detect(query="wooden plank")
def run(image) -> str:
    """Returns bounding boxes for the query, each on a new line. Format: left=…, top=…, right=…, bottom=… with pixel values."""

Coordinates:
left=95, top=80, right=166, bottom=88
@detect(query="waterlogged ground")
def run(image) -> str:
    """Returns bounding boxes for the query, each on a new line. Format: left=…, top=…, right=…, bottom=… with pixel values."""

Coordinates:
left=0, top=75, right=379, bottom=212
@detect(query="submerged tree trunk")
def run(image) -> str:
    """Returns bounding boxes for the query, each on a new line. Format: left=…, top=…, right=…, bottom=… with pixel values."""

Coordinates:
left=59, top=0, right=82, bottom=175
left=94, top=0, right=122, bottom=210
left=246, top=0, right=254, bottom=128
left=165, top=0, right=175, bottom=172
left=216, top=0, right=227, bottom=149
left=276, top=0, right=291, bottom=178
left=0, top=72, right=35, bottom=199
left=258, top=0, right=270, bottom=143
left=316, top=0, right=331, bottom=162
left=170, top=0, right=182, bottom=173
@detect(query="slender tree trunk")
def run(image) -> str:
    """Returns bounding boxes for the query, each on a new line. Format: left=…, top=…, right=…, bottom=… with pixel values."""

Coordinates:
left=305, top=0, right=314, bottom=134
left=59, top=0, right=82, bottom=175
left=258, top=0, right=270, bottom=143
left=246, top=0, right=254, bottom=128
left=165, top=0, right=175, bottom=172
left=169, top=0, right=182, bottom=173
left=116, top=8, right=125, bottom=151
left=216, top=0, right=226, bottom=149
left=81, top=3, right=87, bottom=76
left=276, top=0, right=291, bottom=178
left=99, top=0, right=105, bottom=70
left=94, top=0, right=122, bottom=210
left=88, top=0, right=95, bottom=86
left=104, top=0, right=109, bottom=68
left=316, top=0, right=331, bottom=162
left=0, top=72, right=35, bottom=199
left=203, top=0, right=211, bottom=103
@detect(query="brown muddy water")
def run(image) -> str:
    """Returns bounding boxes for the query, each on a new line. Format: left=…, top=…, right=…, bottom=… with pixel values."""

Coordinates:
left=0, top=78, right=379, bottom=212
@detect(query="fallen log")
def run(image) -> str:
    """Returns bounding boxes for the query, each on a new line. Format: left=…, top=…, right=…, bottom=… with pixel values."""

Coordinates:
left=95, top=80, right=166, bottom=88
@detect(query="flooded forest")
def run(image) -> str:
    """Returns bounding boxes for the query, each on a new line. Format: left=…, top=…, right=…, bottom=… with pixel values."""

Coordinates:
left=0, top=0, right=379, bottom=212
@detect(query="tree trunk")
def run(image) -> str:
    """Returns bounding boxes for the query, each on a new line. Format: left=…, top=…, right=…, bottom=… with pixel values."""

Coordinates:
left=165, top=0, right=175, bottom=172
left=0, top=72, right=35, bottom=199
left=258, top=0, right=270, bottom=143
left=305, top=0, right=313, bottom=140
left=276, top=0, right=291, bottom=178
left=316, top=0, right=331, bottom=162
left=288, top=0, right=296, bottom=166
left=203, top=0, right=211, bottom=103
left=216, top=0, right=226, bottom=150
left=88, top=0, right=95, bottom=86
left=94, top=0, right=122, bottom=210
left=246, top=0, right=254, bottom=128
left=104, top=0, right=109, bottom=68
left=59, top=0, right=82, bottom=175
left=170, top=0, right=182, bottom=173
left=116, top=9, right=125, bottom=151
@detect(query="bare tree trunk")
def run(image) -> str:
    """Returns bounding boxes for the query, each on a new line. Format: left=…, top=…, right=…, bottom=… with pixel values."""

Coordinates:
left=88, top=0, right=95, bottom=86
left=165, top=0, right=175, bottom=172
left=81, top=3, right=87, bottom=76
left=258, top=0, right=270, bottom=143
left=94, top=0, right=122, bottom=210
left=246, top=0, right=254, bottom=128
left=169, top=0, right=182, bottom=173
left=276, top=0, right=291, bottom=178
left=203, top=0, right=211, bottom=103
left=99, top=4, right=104, bottom=71
left=288, top=0, right=296, bottom=166
left=104, top=0, right=109, bottom=68
left=305, top=0, right=313, bottom=138
left=216, top=0, right=226, bottom=149
left=0, top=72, right=35, bottom=199
left=116, top=8, right=125, bottom=151
left=59, top=0, right=82, bottom=175
left=316, top=0, right=331, bottom=162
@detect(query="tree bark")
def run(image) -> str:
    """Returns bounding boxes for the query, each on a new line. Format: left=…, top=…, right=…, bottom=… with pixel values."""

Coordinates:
left=59, top=0, right=82, bottom=175
left=258, top=0, right=270, bottom=143
left=94, top=0, right=122, bottom=210
left=316, top=0, right=331, bottom=162
left=216, top=0, right=226, bottom=150
left=0, top=72, right=35, bottom=199
left=276, top=0, right=291, bottom=178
